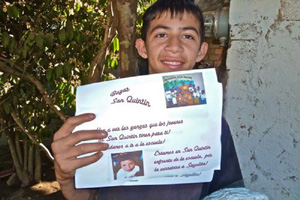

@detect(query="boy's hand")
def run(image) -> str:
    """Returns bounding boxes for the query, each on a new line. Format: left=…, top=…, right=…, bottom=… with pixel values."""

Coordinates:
left=51, top=113, right=108, bottom=199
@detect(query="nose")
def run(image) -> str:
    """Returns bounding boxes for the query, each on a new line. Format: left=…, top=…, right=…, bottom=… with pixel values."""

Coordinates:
left=165, top=36, right=183, bottom=53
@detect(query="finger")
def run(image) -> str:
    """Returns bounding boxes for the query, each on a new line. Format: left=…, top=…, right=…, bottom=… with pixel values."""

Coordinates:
left=51, top=130, right=108, bottom=157
left=69, top=130, right=108, bottom=146
left=67, top=142, right=109, bottom=159
left=57, top=151, right=104, bottom=175
left=75, top=151, right=104, bottom=170
left=54, top=113, right=96, bottom=140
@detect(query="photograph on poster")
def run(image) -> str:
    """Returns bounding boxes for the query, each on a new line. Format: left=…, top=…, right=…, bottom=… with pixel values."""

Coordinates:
left=163, top=72, right=207, bottom=108
left=111, top=151, right=144, bottom=180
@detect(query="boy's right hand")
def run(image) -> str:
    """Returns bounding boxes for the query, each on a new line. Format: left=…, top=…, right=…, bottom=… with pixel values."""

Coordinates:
left=51, top=113, right=109, bottom=184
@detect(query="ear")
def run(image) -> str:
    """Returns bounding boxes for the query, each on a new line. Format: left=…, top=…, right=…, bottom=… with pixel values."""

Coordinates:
left=135, top=38, right=148, bottom=59
left=196, top=42, right=208, bottom=62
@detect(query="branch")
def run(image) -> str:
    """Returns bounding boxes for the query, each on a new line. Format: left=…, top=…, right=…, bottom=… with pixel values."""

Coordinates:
left=88, top=0, right=117, bottom=83
left=0, top=59, right=67, bottom=122
left=0, top=113, right=30, bottom=186
left=11, top=110, right=54, bottom=162
left=4, top=131, right=30, bottom=186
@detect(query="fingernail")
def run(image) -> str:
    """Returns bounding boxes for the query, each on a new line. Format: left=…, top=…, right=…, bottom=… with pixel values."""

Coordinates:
left=100, top=132, right=108, bottom=137
left=101, top=143, right=109, bottom=149
left=89, top=114, right=96, bottom=119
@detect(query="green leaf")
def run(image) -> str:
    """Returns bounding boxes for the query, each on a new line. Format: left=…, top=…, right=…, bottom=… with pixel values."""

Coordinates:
left=63, top=63, right=72, bottom=75
left=111, top=59, right=116, bottom=68
left=25, top=32, right=35, bottom=47
left=76, top=2, right=81, bottom=11
left=22, top=47, right=28, bottom=58
left=8, top=5, right=20, bottom=19
left=58, top=82, right=64, bottom=90
left=8, top=37, right=16, bottom=53
left=113, top=37, right=119, bottom=52
left=99, top=0, right=106, bottom=6
left=58, top=29, right=66, bottom=43
left=25, top=4, right=31, bottom=11
left=55, top=65, right=63, bottom=77
left=66, top=94, right=75, bottom=104
left=36, top=35, right=44, bottom=49
left=75, top=31, right=83, bottom=44
left=3, top=103, right=11, bottom=114
left=44, top=33, right=54, bottom=48
left=21, top=15, right=29, bottom=23
left=20, top=87, right=24, bottom=94
left=46, top=69, right=52, bottom=81
left=2, top=32, right=10, bottom=48
left=66, top=21, right=74, bottom=40
left=12, top=95, right=19, bottom=107
left=55, top=48, right=65, bottom=60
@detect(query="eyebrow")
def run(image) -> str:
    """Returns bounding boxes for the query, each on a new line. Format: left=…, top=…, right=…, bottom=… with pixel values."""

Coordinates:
left=150, top=25, right=199, bottom=36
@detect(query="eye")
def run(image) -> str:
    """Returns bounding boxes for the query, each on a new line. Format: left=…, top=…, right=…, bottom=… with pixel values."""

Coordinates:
left=155, top=33, right=167, bottom=38
left=182, top=34, right=194, bottom=40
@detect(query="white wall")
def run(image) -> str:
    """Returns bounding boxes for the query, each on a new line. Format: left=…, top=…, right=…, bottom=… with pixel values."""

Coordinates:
left=225, top=0, right=300, bottom=199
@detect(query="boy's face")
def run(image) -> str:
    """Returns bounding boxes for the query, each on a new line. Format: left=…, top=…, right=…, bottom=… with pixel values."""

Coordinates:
left=136, top=11, right=208, bottom=74
left=120, top=160, right=135, bottom=172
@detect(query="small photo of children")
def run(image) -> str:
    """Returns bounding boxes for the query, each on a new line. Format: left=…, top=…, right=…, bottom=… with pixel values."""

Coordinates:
left=111, top=150, right=144, bottom=180
left=163, top=72, right=207, bottom=108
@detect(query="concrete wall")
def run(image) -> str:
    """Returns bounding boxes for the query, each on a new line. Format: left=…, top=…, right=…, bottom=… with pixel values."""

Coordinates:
left=225, top=0, right=300, bottom=200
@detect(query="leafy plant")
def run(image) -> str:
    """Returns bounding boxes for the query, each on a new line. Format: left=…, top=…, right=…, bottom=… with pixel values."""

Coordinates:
left=0, top=0, right=151, bottom=186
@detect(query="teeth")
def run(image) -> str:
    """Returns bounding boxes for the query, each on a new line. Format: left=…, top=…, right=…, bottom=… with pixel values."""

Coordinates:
left=163, top=61, right=181, bottom=65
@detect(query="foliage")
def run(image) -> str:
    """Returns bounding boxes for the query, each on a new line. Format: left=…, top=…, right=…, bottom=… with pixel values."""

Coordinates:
left=0, top=0, right=110, bottom=140
left=0, top=0, right=152, bottom=185
left=136, top=0, right=156, bottom=37
left=0, top=0, right=114, bottom=185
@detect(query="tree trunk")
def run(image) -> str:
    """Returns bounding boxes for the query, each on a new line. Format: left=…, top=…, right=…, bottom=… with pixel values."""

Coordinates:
left=28, top=144, right=34, bottom=179
left=34, top=147, right=41, bottom=183
left=4, top=131, right=30, bottom=186
left=113, top=0, right=139, bottom=78
left=10, top=110, right=54, bottom=162
left=24, top=140, right=28, bottom=171
left=15, top=133, right=23, bottom=168
left=89, top=0, right=139, bottom=82
left=88, top=1, right=117, bottom=83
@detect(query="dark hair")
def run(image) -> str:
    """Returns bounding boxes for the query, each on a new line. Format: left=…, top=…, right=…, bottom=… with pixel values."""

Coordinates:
left=116, top=153, right=136, bottom=163
left=141, top=0, right=205, bottom=44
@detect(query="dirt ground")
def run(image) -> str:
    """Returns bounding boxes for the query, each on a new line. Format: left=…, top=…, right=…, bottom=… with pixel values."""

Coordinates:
left=0, top=179, right=65, bottom=200
left=0, top=145, right=65, bottom=200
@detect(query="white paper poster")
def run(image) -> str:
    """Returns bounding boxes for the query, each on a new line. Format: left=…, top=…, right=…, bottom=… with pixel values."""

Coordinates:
left=74, top=68, right=223, bottom=188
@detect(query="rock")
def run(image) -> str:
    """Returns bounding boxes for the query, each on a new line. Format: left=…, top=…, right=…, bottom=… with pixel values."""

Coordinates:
left=203, top=187, right=269, bottom=200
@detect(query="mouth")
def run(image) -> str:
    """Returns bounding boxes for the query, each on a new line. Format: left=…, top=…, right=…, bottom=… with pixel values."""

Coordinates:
left=161, top=60, right=184, bottom=69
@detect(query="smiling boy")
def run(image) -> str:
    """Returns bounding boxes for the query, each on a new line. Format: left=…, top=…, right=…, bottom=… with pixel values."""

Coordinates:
left=51, top=1, right=243, bottom=199
left=135, top=11, right=207, bottom=74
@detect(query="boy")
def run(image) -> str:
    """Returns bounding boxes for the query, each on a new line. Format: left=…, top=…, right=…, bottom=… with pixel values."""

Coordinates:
left=51, top=0, right=243, bottom=199
left=115, top=153, right=141, bottom=180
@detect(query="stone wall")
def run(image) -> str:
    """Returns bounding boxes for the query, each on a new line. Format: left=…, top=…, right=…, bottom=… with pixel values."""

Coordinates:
left=225, top=0, right=300, bottom=199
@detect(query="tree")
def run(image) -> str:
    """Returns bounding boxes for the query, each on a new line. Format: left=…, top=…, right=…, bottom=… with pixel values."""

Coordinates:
left=0, top=0, right=152, bottom=186
left=89, top=0, right=139, bottom=83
